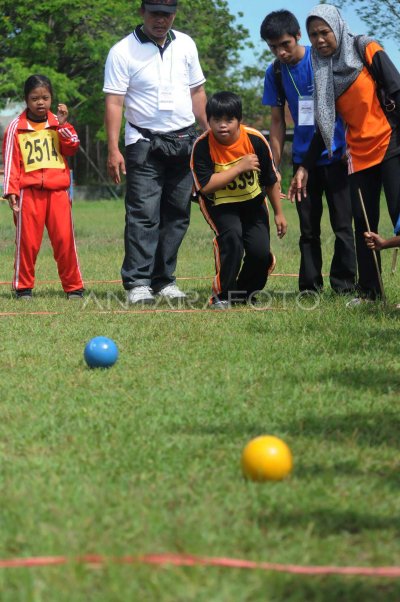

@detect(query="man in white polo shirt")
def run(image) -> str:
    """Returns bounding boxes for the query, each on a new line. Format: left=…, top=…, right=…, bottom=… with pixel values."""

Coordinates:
left=104, top=0, right=207, bottom=304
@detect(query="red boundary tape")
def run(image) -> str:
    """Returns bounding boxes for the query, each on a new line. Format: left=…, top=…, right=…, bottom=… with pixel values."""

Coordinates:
left=0, top=553, right=399, bottom=577
left=0, top=307, right=286, bottom=318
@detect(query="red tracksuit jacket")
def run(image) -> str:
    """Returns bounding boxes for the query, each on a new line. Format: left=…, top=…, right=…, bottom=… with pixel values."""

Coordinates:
left=2, top=109, right=79, bottom=194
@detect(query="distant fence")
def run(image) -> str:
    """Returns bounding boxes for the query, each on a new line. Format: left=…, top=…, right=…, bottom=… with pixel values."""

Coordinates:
left=73, top=184, right=123, bottom=201
left=262, top=129, right=294, bottom=142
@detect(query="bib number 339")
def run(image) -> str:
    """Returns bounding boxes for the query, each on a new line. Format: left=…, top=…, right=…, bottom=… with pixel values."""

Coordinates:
left=18, top=129, right=65, bottom=172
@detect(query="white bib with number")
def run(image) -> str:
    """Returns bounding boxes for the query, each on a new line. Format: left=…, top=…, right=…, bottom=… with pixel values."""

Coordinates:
left=18, top=129, right=65, bottom=172
left=214, top=160, right=262, bottom=205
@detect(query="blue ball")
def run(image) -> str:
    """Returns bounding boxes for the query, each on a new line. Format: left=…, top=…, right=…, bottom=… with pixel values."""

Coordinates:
left=84, top=336, right=118, bottom=368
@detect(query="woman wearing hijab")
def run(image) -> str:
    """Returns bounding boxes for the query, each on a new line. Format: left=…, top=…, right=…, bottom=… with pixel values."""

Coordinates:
left=288, top=4, right=400, bottom=304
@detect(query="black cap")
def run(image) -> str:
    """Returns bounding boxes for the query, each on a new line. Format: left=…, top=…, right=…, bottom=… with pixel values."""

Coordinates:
left=143, top=0, right=178, bottom=13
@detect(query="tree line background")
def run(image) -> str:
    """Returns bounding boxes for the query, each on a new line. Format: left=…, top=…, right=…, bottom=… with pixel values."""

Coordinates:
left=0, top=0, right=397, bottom=184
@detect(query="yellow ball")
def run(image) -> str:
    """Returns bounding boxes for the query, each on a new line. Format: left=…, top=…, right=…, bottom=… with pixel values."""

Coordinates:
left=241, top=435, right=293, bottom=482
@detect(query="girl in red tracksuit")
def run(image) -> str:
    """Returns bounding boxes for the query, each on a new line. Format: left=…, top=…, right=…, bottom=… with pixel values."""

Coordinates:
left=2, top=74, right=84, bottom=299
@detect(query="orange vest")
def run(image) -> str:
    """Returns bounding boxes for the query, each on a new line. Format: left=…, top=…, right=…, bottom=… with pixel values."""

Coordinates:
left=336, top=42, right=393, bottom=173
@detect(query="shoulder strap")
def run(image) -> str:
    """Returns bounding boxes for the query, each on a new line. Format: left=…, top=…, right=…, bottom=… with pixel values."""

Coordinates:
left=273, top=59, right=286, bottom=106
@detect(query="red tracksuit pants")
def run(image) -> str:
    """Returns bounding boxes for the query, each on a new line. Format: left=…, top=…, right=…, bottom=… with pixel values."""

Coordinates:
left=13, top=188, right=84, bottom=292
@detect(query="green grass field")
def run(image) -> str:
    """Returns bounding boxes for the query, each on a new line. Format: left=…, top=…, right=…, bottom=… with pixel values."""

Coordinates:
left=0, top=197, right=399, bottom=601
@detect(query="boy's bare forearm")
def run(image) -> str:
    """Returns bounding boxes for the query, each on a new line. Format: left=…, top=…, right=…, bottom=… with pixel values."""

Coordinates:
left=201, top=154, right=260, bottom=195
left=382, top=236, right=400, bottom=249
left=201, top=165, right=241, bottom=195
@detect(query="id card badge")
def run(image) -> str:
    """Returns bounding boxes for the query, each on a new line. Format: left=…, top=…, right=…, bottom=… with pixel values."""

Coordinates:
left=298, top=96, right=314, bottom=126
left=158, top=82, right=175, bottom=111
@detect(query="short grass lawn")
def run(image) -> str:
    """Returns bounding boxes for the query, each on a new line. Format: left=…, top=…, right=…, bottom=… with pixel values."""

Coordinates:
left=0, top=196, right=399, bottom=601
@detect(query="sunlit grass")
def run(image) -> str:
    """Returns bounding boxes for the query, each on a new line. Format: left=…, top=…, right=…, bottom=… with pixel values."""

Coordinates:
left=0, top=198, right=399, bottom=601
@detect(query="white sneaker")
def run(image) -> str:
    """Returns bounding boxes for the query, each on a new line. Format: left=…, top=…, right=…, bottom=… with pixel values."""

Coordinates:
left=345, top=297, right=374, bottom=308
left=209, top=298, right=230, bottom=310
left=156, top=283, right=186, bottom=299
left=127, top=286, right=155, bottom=304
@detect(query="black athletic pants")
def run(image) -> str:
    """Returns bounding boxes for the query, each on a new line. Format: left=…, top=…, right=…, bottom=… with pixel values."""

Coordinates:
left=349, top=154, right=400, bottom=299
left=294, top=160, right=357, bottom=293
left=200, top=196, right=272, bottom=301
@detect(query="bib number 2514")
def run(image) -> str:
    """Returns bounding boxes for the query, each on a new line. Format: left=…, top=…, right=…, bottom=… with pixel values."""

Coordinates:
left=18, top=129, right=65, bottom=172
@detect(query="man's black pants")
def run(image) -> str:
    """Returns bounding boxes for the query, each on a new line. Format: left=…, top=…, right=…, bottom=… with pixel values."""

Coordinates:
left=122, top=140, right=192, bottom=292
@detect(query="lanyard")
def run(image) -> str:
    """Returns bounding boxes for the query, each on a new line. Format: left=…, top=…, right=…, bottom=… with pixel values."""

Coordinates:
left=285, top=62, right=314, bottom=126
left=286, top=64, right=302, bottom=99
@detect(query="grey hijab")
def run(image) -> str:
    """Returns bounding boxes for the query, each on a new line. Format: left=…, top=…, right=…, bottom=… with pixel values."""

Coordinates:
left=306, top=4, right=372, bottom=154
